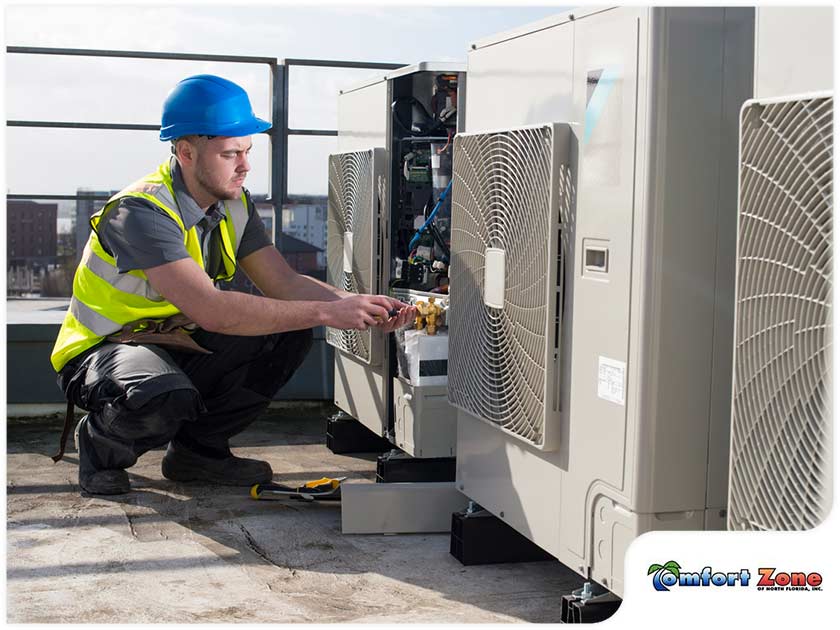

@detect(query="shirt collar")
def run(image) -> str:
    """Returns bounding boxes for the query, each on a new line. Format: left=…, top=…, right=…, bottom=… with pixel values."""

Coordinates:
left=169, top=157, right=224, bottom=229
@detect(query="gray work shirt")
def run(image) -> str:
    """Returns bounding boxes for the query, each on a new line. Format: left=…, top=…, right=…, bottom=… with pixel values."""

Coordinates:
left=96, top=158, right=271, bottom=280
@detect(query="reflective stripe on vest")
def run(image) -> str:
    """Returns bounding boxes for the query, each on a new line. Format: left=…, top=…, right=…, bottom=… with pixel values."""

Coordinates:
left=50, top=159, right=250, bottom=372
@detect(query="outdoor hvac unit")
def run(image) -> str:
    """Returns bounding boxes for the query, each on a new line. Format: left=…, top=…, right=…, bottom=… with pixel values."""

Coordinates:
left=330, top=63, right=466, bottom=456
left=449, top=7, right=754, bottom=597
left=326, top=148, right=385, bottom=365
left=728, top=93, right=833, bottom=531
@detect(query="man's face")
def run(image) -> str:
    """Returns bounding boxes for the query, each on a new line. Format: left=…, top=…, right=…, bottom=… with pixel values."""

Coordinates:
left=192, top=135, right=253, bottom=201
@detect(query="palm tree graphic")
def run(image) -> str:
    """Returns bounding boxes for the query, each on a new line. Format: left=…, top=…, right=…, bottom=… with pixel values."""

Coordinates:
left=648, top=561, right=681, bottom=591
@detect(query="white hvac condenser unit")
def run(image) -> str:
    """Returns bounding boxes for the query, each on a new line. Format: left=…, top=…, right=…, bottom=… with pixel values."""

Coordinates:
left=329, top=63, right=466, bottom=457
left=448, top=7, right=755, bottom=596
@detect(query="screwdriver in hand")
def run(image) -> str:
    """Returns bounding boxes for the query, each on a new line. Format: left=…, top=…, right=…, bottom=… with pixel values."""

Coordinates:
left=374, top=307, right=406, bottom=322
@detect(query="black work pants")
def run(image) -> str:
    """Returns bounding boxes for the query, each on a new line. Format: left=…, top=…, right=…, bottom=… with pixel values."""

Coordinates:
left=57, top=329, right=313, bottom=475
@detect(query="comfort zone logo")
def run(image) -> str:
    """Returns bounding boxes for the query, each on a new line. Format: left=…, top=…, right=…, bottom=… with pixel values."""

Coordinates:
left=647, top=561, right=823, bottom=592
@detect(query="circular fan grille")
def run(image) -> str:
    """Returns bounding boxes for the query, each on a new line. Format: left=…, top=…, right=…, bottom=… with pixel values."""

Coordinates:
left=730, top=95, right=833, bottom=531
left=326, top=150, right=375, bottom=362
left=448, top=126, right=556, bottom=446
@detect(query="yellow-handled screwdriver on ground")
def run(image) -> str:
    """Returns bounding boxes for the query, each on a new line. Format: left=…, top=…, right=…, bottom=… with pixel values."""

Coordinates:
left=249, top=477, right=346, bottom=502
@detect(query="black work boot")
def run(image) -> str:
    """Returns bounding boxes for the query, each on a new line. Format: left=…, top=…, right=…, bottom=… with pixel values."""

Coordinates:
left=161, top=441, right=273, bottom=486
left=76, top=416, right=131, bottom=495
left=80, top=469, right=131, bottom=495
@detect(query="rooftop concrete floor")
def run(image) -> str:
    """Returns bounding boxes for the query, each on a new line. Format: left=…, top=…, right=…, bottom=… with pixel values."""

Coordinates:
left=7, top=404, right=585, bottom=623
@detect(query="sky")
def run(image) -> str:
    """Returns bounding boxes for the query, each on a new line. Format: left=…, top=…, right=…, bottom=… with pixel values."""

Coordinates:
left=4, top=2, right=571, bottom=199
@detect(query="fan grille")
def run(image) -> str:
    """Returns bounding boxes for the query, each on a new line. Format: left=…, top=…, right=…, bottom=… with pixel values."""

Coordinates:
left=326, top=150, right=377, bottom=363
left=448, top=124, right=567, bottom=448
left=730, top=94, right=833, bottom=531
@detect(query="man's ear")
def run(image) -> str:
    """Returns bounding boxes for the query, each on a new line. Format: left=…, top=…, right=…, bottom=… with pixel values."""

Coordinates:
left=174, top=138, right=196, bottom=163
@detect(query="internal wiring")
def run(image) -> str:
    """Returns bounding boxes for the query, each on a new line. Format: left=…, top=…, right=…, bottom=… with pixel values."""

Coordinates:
left=408, top=180, right=453, bottom=253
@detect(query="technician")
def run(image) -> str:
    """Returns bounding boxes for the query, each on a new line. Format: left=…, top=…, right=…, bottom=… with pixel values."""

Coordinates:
left=50, top=74, right=414, bottom=495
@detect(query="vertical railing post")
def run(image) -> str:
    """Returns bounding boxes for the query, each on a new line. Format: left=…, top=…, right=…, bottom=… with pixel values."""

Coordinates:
left=270, top=61, right=289, bottom=247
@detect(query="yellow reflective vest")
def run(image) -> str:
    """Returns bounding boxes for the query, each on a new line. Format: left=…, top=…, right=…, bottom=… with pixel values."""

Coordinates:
left=50, top=159, right=250, bottom=372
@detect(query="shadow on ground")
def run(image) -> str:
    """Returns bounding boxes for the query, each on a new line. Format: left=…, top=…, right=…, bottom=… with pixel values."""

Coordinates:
left=7, top=405, right=591, bottom=623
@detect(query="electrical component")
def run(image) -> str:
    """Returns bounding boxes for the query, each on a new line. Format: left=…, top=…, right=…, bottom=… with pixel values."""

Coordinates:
left=403, top=149, right=432, bottom=184
left=389, top=75, right=459, bottom=293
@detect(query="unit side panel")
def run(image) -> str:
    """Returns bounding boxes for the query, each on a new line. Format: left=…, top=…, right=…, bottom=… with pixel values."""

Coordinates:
left=705, top=7, right=755, bottom=513
left=337, top=81, right=388, bottom=153
left=463, top=23, right=574, bottom=133
left=633, top=8, right=732, bottom=513
left=334, top=352, right=389, bottom=436
left=561, top=6, right=643, bottom=560
left=456, top=412, right=566, bottom=560
left=754, top=7, right=833, bottom=98
left=394, top=378, right=456, bottom=458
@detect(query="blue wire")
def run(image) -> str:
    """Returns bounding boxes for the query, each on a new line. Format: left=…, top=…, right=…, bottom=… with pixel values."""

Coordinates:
left=408, top=180, right=453, bottom=253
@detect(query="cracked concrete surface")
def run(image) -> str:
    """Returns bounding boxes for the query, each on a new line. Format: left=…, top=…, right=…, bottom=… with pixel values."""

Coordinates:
left=7, top=405, right=585, bottom=623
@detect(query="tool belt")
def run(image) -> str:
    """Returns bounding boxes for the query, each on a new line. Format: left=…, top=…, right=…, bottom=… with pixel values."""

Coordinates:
left=105, top=313, right=212, bottom=355
left=52, top=314, right=211, bottom=463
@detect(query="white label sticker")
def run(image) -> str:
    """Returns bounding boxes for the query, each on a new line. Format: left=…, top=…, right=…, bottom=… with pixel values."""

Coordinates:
left=598, top=356, right=626, bottom=406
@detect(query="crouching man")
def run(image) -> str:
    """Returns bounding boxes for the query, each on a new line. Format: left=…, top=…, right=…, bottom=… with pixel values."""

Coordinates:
left=50, top=74, right=414, bottom=495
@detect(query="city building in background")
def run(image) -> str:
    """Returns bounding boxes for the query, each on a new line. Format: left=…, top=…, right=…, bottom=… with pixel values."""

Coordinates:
left=276, top=232, right=323, bottom=277
left=8, top=193, right=329, bottom=297
left=7, top=199, right=58, bottom=295
left=7, top=200, right=58, bottom=264
left=282, top=196, right=328, bottom=269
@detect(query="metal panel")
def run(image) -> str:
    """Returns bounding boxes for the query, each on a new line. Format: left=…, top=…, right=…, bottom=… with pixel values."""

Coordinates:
left=563, top=5, right=640, bottom=520
left=393, top=378, right=456, bottom=458
left=468, top=7, right=610, bottom=51
left=333, top=352, right=389, bottom=437
left=704, top=7, right=756, bottom=511
left=589, top=495, right=706, bottom=594
left=629, top=7, right=753, bottom=516
left=341, top=482, right=469, bottom=534
left=455, top=410, right=565, bottom=557
left=463, top=21, right=574, bottom=132
left=754, top=7, right=834, bottom=99
left=337, top=80, right=388, bottom=153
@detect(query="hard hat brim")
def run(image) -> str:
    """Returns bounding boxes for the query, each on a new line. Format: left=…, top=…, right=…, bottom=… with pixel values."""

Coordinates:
left=160, top=116, right=272, bottom=142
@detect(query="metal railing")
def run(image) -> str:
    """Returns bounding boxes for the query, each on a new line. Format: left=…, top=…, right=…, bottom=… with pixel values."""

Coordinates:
left=6, top=46, right=404, bottom=245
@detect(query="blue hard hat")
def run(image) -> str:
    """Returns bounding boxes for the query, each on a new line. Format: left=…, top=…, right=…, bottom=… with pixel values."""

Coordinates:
left=159, top=74, right=271, bottom=141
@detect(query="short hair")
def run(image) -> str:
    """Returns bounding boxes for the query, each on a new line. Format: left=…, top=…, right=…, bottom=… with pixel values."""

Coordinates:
left=171, top=134, right=216, bottom=156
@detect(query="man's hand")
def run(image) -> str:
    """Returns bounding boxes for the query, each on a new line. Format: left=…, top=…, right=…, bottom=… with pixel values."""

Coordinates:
left=376, top=299, right=416, bottom=333
left=322, top=294, right=415, bottom=332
